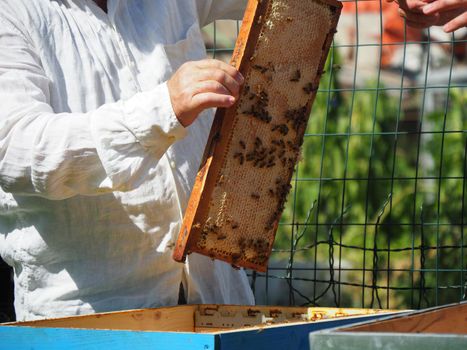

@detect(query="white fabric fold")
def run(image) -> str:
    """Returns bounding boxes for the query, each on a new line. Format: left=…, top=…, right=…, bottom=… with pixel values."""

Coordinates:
left=0, top=0, right=253, bottom=321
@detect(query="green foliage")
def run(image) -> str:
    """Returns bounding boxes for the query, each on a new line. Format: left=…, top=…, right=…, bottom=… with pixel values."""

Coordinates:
left=273, top=52, right=467, bottom=309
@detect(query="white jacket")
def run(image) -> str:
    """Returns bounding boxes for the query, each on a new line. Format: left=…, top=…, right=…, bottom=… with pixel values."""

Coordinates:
left=0, top=0, right=253, bottom=321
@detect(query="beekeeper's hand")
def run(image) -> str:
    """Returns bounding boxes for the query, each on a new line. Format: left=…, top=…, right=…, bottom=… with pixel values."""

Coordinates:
left=168, top=59, right=244, bottom=127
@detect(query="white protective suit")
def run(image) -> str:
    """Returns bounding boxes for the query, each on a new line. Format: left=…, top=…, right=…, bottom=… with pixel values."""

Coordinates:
left=0, top=0, right=254, bottom=321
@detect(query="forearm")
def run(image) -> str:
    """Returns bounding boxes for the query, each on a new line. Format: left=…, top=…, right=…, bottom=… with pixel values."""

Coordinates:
left=0, top=83, right=186, bottom=199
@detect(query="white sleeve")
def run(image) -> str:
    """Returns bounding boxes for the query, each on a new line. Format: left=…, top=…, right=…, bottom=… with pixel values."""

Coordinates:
left=196, top=0, right=248, bottom=27
left=0, top=18, right=187, bottom=200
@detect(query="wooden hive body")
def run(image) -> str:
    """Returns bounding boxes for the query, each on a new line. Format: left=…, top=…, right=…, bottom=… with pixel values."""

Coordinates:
left=1, top=305, right=401, bottom=350
left=173, top=0, right=342, bottom=271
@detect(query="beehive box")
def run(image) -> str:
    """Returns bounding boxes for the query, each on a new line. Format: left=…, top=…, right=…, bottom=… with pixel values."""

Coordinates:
left=309, top=302, right=467, bottom=350
left=0, top=305, right=403, bottom=350
left=173, top=0, right=342, bottom=271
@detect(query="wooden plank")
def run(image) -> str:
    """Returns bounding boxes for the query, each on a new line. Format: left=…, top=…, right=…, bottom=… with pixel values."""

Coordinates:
left=310, top=333, right=467, bottom=350
left=9, top=305, right=197, bottom=332
left=6, top=305, right=400, bottom=334
left=0, top=326, right=215, bottom=350
left=340, top=302, right=467, bottom=335
left=194, top=305, right=398, bottom=331
left=173, top=0, right=342, bottom=272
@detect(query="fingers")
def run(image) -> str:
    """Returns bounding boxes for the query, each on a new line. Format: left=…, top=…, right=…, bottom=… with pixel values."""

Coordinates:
left=423, top=0, right=467, bottom=15
left=191, top=92, right=236, bottom=111
left=398, top=0, right=432, bottom=12
left=398, top=7, right=440, bottom=26
left=197, top=68, right=242, bottom=98
left=443, top=11, right=467, bottom=31
left=191, top=80, right=239, bottom=115
left=196, top=59, right=244, bottom=85
left=194, top=80, right=232, bottom=97
left=168, top=59, right=245, bottom=127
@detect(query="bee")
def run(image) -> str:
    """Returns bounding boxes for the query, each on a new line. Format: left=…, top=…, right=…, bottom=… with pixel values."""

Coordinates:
left=270, top=309, right=282, bottom=318
left=251, top=192, right=260, bottom=200
left=272, top=139, right=281, bottom=146
left=252, top=64, right=268, bottom=73
left=231, top=252, right=241, bottom=262
left=247, top=309, right=261, bottom=317
left=233, top=152, right=245, bottom=165
left=332, top=64, right=342, bottom=71
left=303, top=83, right=316, bottom=94
left=272, top=124, right=289, bottom=136
left=239, top=140, right=246, bottom=149
left=290, top=69, right=301, bottom=82
left=193, top=223, right=202, bottom=229
left=255, top=137, right=263, bottom=147
left=212, top=132, right=221, bottom=143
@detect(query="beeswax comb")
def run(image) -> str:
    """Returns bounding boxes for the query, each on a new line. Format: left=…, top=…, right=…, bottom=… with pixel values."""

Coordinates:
left=173, top=0, right=342, bottom=272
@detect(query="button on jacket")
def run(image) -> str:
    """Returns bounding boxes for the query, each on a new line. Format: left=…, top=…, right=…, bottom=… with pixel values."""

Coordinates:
left=0, top=0, right=253, bottom=321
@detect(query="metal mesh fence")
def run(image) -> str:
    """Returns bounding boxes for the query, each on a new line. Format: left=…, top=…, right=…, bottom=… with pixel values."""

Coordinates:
left=0, top=1, right=465, bottom=322
left=203, top=0, right=467, bottom=310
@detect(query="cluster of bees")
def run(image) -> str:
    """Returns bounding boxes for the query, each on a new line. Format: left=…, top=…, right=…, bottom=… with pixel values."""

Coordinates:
left=234, top=137, right=277, bottom=169
left=242, top=85, right=272, bottom=123
left=194, top=215, right=240, bottom=251
left=233, top=133, right=301, bottom=175
left=265, top=177, right=293, bottom=231
left=197, top=55, right=317, bottom=267
left=213, top=62, right=314, bottom=266
left=232, top=237, right=270, bottom=265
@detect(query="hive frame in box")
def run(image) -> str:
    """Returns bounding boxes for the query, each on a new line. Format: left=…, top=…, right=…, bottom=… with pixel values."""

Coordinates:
left=173, top=0, right=342, bottom=272
left=0, top=305, right=404, bottom=350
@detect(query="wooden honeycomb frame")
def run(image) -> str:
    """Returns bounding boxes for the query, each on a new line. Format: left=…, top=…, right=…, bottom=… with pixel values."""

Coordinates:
left=173, top=0, right=342, bottom=271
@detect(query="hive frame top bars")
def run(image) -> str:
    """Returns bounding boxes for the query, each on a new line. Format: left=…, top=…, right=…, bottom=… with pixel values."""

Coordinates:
left=173, top=0, right=342, bottom=272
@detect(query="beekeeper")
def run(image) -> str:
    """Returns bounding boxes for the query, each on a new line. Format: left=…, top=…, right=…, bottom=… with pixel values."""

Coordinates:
left=0, top=0, right=254, bottom=321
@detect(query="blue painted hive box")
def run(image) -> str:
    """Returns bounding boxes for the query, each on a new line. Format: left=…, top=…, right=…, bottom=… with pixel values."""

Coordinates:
left=309, top=302, right=467, bottom=350
left=0, top=305, right=404, bottom=350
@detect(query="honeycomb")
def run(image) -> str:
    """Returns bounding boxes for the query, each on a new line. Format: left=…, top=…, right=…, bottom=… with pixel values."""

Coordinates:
left=173, top=0, right=342, bottom=271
